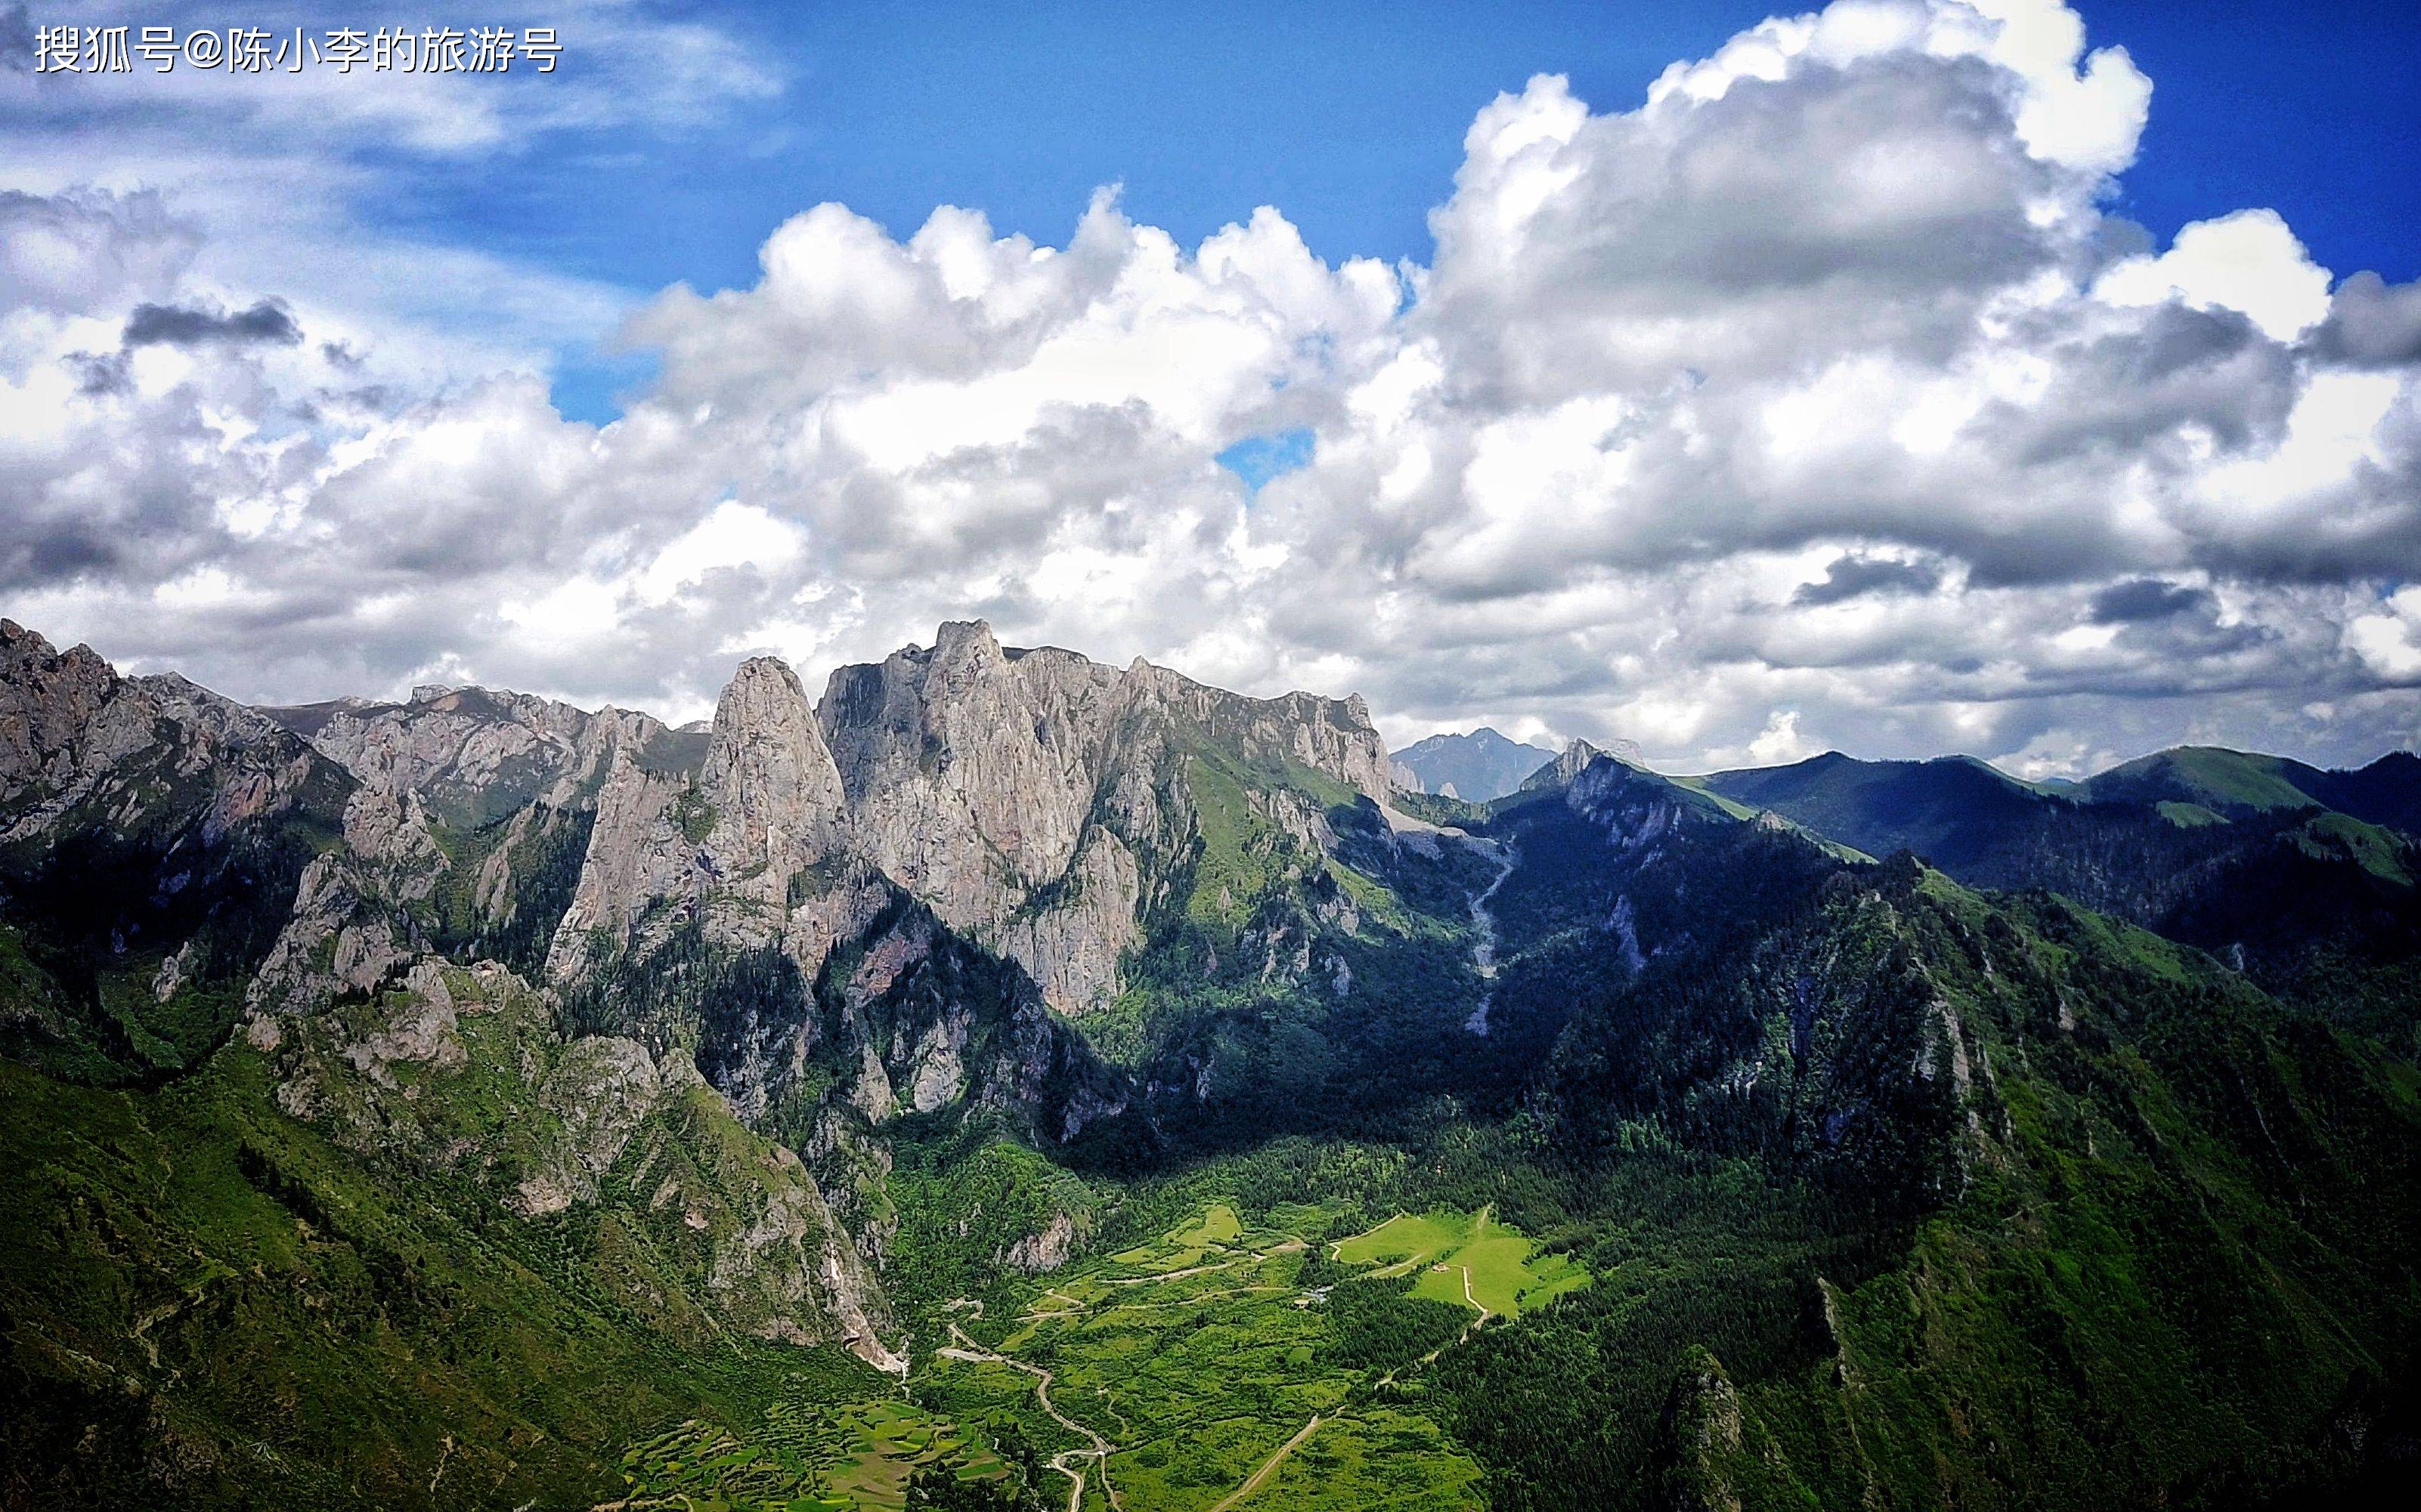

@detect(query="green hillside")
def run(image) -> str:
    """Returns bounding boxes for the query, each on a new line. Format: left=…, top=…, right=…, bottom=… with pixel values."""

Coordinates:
left=2077, top=746, right=2333, bottom=815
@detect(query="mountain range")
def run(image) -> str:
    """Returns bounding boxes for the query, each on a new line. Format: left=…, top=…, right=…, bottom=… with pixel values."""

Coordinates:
left=1390, top=728, right=1559, bottom=802
left=4, top=614, right=2418, bottom=1510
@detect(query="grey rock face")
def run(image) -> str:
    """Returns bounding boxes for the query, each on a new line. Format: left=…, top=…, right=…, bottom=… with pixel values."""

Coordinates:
left=1001, top=1210, right=1079, bottom=1273
left=820, top=623, right=1123, bottom=937
left=699, top=656, right=850, bottom=889
left=246, top=785, right=441, bottom=1015
left=270, top=956, right=904, bottom=1369
left=0, top=620, right=335, bottom=848
left=534, top=620, right=1395, bottom=1025
left=545, top=657, right=871, bottom=997
left=815, top=621, right=1392, bottom=1013
left=280, top=685, right=676, bottom=822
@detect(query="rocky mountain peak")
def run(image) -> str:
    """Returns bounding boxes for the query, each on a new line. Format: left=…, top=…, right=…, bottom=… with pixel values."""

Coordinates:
left=1522, top=737, right=1608, bottom=793
left=0, top=619, right=119, bottom=791
left=700, top=654, right=848, bottom=870
left=818, top=627, right=1122, bottom=933
left=930, top=617, right=1008, bottom=669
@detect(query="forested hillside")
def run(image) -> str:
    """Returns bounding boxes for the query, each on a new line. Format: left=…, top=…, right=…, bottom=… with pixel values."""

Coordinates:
left=3, top=621, right=2416, bottom=1510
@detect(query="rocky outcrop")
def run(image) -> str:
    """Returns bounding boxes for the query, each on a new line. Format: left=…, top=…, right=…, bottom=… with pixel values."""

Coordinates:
left=814, top=623, right=1391, bottom=1013
left=1654, top=1347, right=1751, bottom=1512
left=0, top=623, right=356, bottom=1074
left=0, top=620, right=340, bottom=849
left=1118, top=657, right=1393, bottom=801
left=995, top=826, right=1143, bottom=1019
left=270, top=956, right=902, bottom=1368
left=546, top=657, right=861, bottom=989
left=268, top=683, right=698, bottom=976
left=1001, top=1209, right=1079, bottom=1272
left=697, top=657, right=850, bottom=895
left=271, top=687, right=649, bottom=824
left=537, top=620, right=1396, bottom=1021
left=820, top=623, right=1124, bottom=938
left=1520, top=737, right=1607, bottom=794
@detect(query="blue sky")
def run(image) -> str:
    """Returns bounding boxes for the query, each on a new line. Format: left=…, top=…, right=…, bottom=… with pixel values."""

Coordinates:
left=11, top=0, right=2421, bottom=769
left=324, top=0, right=2421, bottom=423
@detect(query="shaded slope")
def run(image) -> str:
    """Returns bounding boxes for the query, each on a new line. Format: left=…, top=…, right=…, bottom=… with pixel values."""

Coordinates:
left=0, top=966, right=893, bottom=1510
left=1698, top=747, right=2421, bottom=1030
left=1435, top=858, right=2421, bottom=1511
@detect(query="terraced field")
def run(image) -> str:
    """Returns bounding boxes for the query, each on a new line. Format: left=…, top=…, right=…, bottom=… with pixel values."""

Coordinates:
left=600, top=1200, right=1584, bottom=1510
left=914, top=1200, right=1586, bottom=1512
left=611, top=1396, right=1010, bottom=1510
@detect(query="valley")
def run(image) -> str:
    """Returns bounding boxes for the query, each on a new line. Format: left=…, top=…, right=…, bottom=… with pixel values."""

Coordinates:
left=915, top=1198, right=1512, bottom=1512
left=3, top=617, right=2419, bottom=1510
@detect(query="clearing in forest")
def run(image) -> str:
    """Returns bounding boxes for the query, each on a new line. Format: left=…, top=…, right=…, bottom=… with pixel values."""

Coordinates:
left=1336, top=1206, right=1587, bottom=1318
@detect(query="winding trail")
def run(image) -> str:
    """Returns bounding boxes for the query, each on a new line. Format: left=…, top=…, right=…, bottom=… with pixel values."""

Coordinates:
left=1371, top=1207, right=1497, bottom=1389
left=940, top=1322, right=1121, bottom=1512
left=1205, top=1414, right=1326, bottom=1512
left=1461, top=840, right=1518, bottom=1034
left=934, top=1236, right=1332, bottom=1510
left=1327, top=1211, right=1404, bottom=1262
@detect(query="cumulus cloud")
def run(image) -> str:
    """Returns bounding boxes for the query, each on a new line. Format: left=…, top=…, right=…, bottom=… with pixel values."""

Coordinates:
left=2094, top=209, right=2333, bottom=342
left=2, top=0, right=2418, bottom=772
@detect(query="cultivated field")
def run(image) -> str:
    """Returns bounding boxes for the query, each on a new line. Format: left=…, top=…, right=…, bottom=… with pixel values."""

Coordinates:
left=1333, top=1205, right=1590, bottom=1318
left=602, top=1198, right=1584, bottom=1510
left=915, top=1199, right=1589, bottom=1511
left=611, top=1396, right=1008, bottom=1510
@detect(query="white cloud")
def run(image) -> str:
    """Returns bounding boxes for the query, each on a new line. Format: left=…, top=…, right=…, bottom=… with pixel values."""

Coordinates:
left=2348, top=587, right=2421, bottom=682
left=2095, top=209, right=2333, bottom=342
left=3, top=0, right=2418, bottom=771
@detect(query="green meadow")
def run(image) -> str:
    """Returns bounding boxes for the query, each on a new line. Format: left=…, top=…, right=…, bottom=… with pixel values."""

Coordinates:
left=898, top=1198, right=1579, bottom=1511
left=1332, top=1206, right=1590, bottom=1318
left=616, top=1397, right=1012, bottom=1510
left=596, top=1197, right=1587, bottom=1508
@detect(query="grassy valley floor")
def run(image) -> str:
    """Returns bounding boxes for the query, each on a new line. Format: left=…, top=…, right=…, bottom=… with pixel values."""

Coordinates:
left=627, top=1198, right=1589, bottom=1512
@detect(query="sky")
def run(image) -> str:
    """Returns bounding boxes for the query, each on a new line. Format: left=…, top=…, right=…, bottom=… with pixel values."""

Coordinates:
left=3, top=0, right=2419, bottom=776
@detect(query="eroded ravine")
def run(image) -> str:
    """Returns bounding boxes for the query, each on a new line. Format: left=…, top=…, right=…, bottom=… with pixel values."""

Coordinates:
left=1462, top=839, right=1518, bottom=1034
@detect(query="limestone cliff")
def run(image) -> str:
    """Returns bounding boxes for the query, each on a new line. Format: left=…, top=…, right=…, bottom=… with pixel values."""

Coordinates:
left=268, top=955, right=903, bottom=1369
left=816, top=622, right=1394, bottom=1014
left=0, top=621, right=353, bottom=1077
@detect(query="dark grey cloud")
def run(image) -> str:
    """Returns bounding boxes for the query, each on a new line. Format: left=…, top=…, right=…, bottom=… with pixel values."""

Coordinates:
left=2090, top=578, right=2212, bottom=623
left=1794, top=554, right=1943, bottom=606
left=124, top=299, right=302, bottom=349
left=0, top=530, right=118, bottom=586
left=2315, top=271, right=2421, bottom=368
left=67, top=350, right=131, bottom=396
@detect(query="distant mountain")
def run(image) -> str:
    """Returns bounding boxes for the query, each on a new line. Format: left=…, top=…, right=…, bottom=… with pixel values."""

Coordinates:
left=2077, top=744, right=2421, bottom=833
left=1700, top=744, right=2421, bottom=1028
left=1698, top=751, right=2049, bottom=872
left=1390, top=726, right=1557, bottom=801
